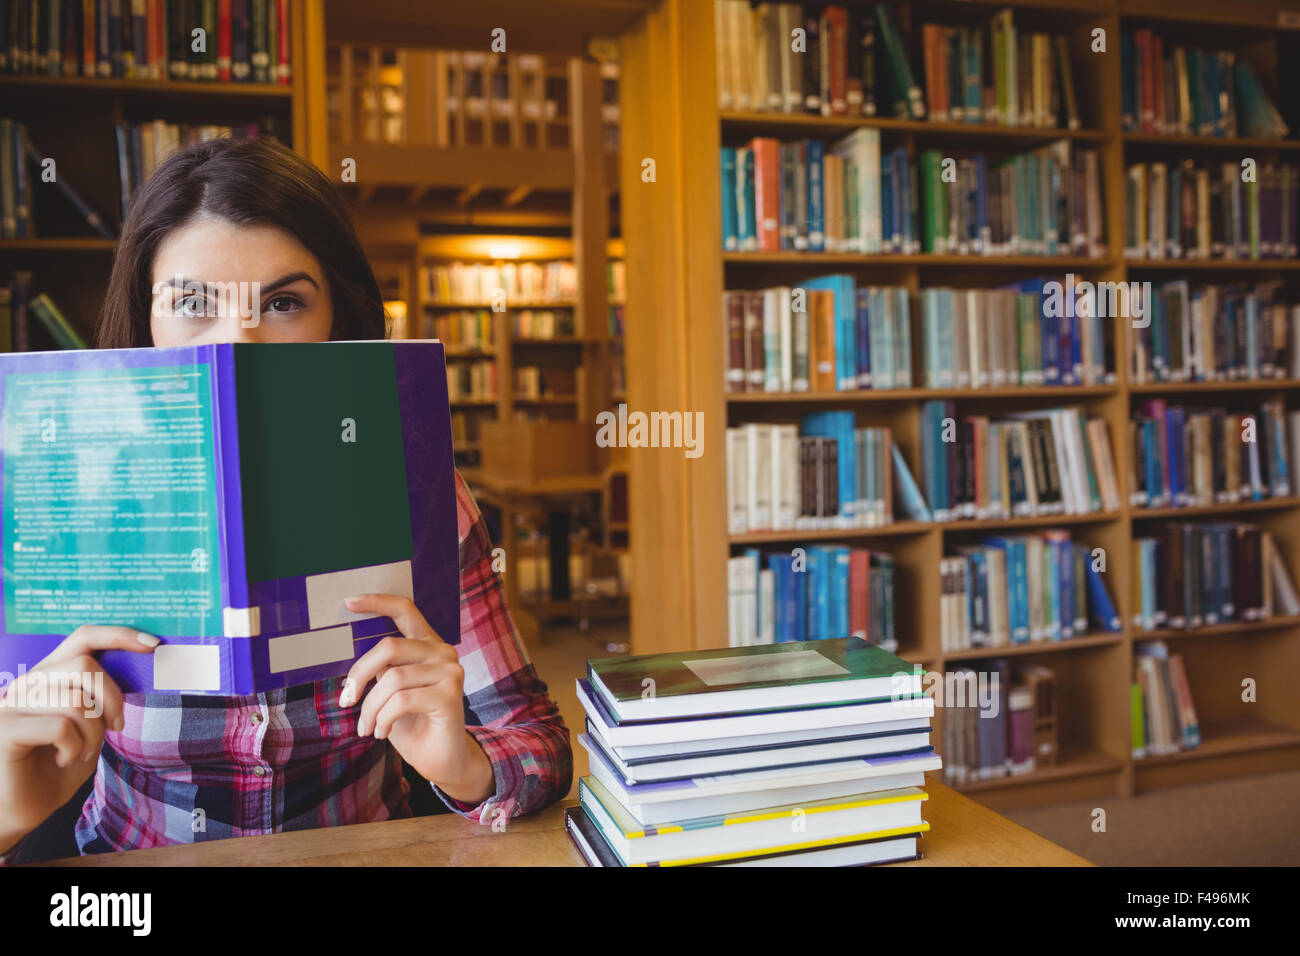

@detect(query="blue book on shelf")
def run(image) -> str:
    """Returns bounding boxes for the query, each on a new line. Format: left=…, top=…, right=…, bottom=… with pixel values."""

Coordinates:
left=807, top=139, right=825, bottom=253
left=1143, top=419, right=1163, bottom=507
left=1085, top=557, right=1122, bottom=632
left=891, top=443, right=933, bottom=522
left=737, top=148, right=756, bottom=249
left=830, top=546, right=851, bottom=639
left=805, top=546, right=830, bottom=640
left=986, top=537, right=1030, bottom=643
left=801, top=275, right=858, bottom=391
left=1165, top=407, right=1185, bottom=504
left=720, top=148, right=739, bottom=251
left=855, top=288, right=872, bottom=388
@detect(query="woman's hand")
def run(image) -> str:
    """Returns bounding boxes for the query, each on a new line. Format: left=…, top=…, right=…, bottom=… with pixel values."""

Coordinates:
left=339, top=594, right=494, bottom=807
left=0, top=626, right=158, bottom=855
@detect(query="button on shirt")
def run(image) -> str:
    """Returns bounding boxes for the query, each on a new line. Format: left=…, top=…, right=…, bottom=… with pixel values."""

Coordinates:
left=0, top=471, right=572, bottom=862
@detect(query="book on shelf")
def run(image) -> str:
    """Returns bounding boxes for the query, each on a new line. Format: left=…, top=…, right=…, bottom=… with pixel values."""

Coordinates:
left=1133, top=642, right=1200, bottom=757
left=1123, top=161, right=1298, bottom=261
left=1130, top=282, right=1296, bottom=383
left=727, top=545, right=896, bottom=650
left=568, top=638, right=938, bottom=866
left=724, top=281, right=913, bottom=393
left=722, top=133, right=1104, bottom=257
left=446, top=358, right=497, bottom=402
left=1130, top=521, right=1300, bottom=633
left=1121, top=29, right=1287, bottom=139
left=725, top=413, right=912, bottom=534
left=607, top=260, right=625, bottom=303
left=941, top=530, right=1121, bottom=653
left=424, top=260, right=578, bottom=305
left=919, top=401, right=1121, bottom=523
left=943, top=661, right=1057, bottom=784
left=714, top=2, right=1080, bottom=131
left=425, top=309, right=495, bottom=350
left=920, top=279, right=1114, bottom=389
left=115, top=119, right=274, bottom=220
left=0, top=0, right=290, bottom=83
left=512, top=309, right=576, bottom=339
left=2, top=272, right=86, bottom=351
left=1128, top=400, right=1291, bottom=509
left=2, top=119, right=112, bottom=239
left=0, top=342, right=459, bottom=695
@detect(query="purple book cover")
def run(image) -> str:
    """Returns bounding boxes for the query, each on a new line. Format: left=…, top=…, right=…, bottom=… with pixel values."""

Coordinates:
left=0, top=342, right=459, bottom=695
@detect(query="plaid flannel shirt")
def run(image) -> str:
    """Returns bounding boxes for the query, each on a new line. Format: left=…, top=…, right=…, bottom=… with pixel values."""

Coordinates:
left=1, top=470, right=571, bottom=862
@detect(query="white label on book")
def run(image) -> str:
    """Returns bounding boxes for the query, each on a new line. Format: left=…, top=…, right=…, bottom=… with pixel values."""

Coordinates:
left=305, top=560, right=414, bottom=630
left=223, top=606, right=260, bottom=638
left=267, top=626, right=356, bottom=675
left=153, top=644, right=221, bottom=692
left=683, top=649, right=848, bottom=688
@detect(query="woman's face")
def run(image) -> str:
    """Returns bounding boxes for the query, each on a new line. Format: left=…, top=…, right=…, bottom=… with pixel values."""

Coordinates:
left=149, top=214, right=334, bottom=346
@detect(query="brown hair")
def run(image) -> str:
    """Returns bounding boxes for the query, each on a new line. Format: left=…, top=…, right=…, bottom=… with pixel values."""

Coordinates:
left=97, top=136, right=387, bottom=348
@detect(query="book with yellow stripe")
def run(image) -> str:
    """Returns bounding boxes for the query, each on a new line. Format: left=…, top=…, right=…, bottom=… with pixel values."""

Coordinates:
left=574, top=776, right=928, bottom=867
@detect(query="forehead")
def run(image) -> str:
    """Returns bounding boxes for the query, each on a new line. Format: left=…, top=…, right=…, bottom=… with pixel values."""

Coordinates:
left=151, top=215, right=322, bottom=282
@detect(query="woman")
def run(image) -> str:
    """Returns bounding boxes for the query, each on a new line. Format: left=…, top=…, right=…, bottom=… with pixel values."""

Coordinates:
left=0, top=136, right=572, bottom=861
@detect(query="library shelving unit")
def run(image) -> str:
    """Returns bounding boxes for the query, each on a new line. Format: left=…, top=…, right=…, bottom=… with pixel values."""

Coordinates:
left=618, top=0, right=1300, bottom=809
left=413, top=235, right=626, bottom=470
left=313, top=4, right=639, bottom=640
left=1, top=0, right=323, bottom=346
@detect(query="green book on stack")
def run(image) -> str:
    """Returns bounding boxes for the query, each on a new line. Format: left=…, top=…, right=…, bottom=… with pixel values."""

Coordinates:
left=587, top=636, right=923, bottom=723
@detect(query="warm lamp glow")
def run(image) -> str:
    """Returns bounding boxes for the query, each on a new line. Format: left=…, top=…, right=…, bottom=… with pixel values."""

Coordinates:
left=487, top=242, right=523, bottom=259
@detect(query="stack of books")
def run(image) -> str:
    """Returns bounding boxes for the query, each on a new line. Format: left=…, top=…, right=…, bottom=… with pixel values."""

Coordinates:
left=566, top=638, right=942, bottom=867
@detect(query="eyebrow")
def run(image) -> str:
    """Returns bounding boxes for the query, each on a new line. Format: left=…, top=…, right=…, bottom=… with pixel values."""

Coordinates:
left=159, top=272, right=321, bottom=294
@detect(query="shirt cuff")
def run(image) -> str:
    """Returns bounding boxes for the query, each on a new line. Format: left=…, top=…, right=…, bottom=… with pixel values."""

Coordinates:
left=429, top=725, right=524, bottom=824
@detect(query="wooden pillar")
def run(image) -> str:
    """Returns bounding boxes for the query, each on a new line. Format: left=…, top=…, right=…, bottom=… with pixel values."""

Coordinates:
left=619, top=0, right=728, bottom=654
left=570, top=57, right=609, bottom=427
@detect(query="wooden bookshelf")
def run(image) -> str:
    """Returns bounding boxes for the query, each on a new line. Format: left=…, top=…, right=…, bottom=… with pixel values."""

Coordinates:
left=1, top=0, right=321, bottom=347
left=618, top=0, right=1300, bottom=809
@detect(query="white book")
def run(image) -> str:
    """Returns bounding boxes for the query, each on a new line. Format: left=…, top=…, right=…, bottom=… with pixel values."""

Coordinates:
left=776, top=286, right=793, bottom=392
left=581, top=733, right=941, bottom=821
left=576, top=679, right=935, bottom=751
left=771, top=424, right=799, bottom=531
left=745, top=423, right=772, bottom=531
left=726, top=427, right=748, bottom=535
left=758, top=568, right=775, bottom=645
left=726, top=556, right=745, bottom=648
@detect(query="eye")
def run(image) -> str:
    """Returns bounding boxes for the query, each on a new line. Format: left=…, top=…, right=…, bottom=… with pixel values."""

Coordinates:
left=265, top=294, right=303, bottom=314
left=176, top=293, right=209, bottom=317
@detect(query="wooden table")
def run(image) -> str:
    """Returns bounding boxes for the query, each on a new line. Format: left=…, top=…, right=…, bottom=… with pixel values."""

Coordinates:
left=37, top=781, right=1092, bottom=867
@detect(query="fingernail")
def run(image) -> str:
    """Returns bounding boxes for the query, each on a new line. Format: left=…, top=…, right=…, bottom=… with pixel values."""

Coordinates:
left=343, top=596, right=361, bottom=608
left=136, top=632, right=161, bottom=647
left=55, top=751, right=69, bottom=768
left=356, top=720, right=368, bottom=736
left=338, top=679, right=355, bottom=708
